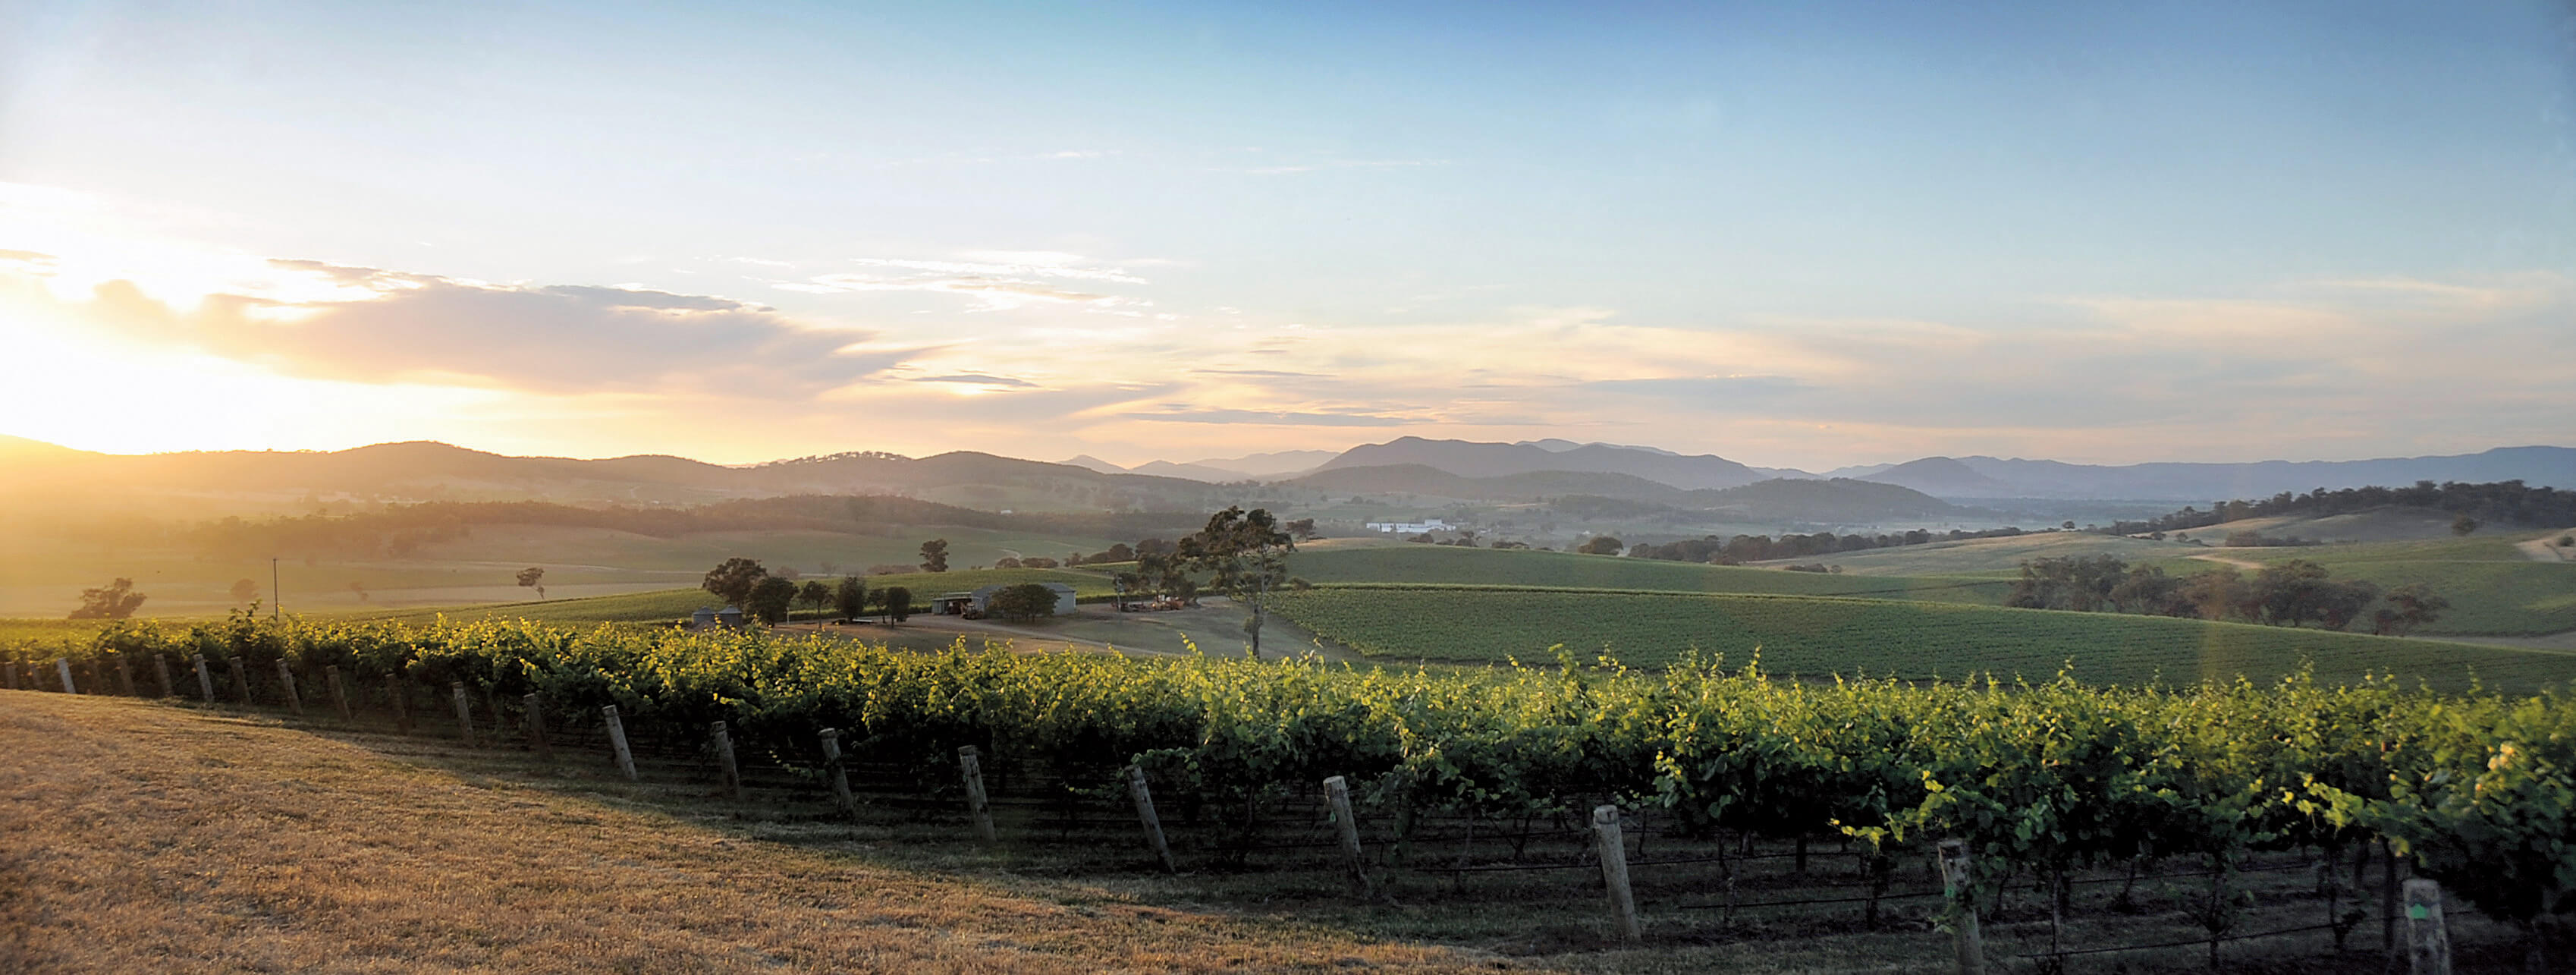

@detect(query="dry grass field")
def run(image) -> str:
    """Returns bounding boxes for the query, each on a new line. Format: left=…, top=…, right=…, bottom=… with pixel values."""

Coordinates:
left=0, top=692, right=1516, bottom=974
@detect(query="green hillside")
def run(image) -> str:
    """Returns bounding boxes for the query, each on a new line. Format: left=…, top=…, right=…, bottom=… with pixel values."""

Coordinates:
left=0, top=524, right=1126, bottom=619
left=1767, top=530, right=2204, bottom=577
left=2219, top=533, right=2576, bottom=635
left=1262, top=586, right=2572, bottom=694
left=1286, top=543, right=2011, bottom=602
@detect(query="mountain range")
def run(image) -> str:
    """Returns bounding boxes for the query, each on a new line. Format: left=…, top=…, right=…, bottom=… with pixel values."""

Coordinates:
left=4, top=433, right=2565, bottom=523
left=1305, top=437, right=2574, bottom=502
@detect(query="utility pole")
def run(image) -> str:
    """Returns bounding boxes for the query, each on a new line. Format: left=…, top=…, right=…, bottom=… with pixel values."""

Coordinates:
left=271, top=558, right=281, bottom=619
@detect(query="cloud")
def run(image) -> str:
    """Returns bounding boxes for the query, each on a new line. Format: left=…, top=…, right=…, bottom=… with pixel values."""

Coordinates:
left=1189, top=368, right=1329, bottom=379
left=913, top=373, right=1040, bottom=388
left=59, top=264, right=924, bottom=398
left=1126, top=409, right=1411, bottom=427
left=1582, top=376, right=1814, bottom=409
left=772, top=251, right=1157, bottom=311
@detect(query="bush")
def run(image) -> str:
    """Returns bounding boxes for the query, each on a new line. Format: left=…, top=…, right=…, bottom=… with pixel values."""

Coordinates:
left=987, top=583, right=1060, bottom=622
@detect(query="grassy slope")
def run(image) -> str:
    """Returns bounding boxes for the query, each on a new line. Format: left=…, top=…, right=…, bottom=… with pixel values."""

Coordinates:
left=0, top=693, right=1506, bottom=974
left=1287, top=543, right=2012, bottom=603
left=2216, top=533, right=2576, bottom=636
left=368, top=567, right=1120, bottom=625
left=1767, top=531, right=2202, bottom=577
left=1264, top=587, right=2574, bottom=694
left=0, top=523, right=1124, bottom=618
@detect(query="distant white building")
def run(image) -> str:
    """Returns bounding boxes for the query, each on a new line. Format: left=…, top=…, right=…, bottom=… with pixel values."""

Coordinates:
left=1364, top=518, right=1453, bottom=533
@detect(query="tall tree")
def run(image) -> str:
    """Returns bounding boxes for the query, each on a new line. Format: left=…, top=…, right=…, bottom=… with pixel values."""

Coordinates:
left=702, top=557, right=768, bottom=608
left=228, top=578, right=260, bottom=607
left=1179, top=506, right=1295, bottom=657
left=516, top=566, right=547, bottom=599
left=834, top=576, right=869, bottom=621
left=747, top=576, right=798, bottom=624
left=69, top=578, right=148, bottom=620
left=879, top=585, right=913, bottom=624
left=797, top=580, right=832, bottom=616
left=919, top=539, right=950, bottom=573
left=2373, top=583, right=2451, bottom=637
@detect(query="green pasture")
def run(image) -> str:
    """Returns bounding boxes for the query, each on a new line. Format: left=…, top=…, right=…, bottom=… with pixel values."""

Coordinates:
left=1262, top=586, right=2572, bottom=694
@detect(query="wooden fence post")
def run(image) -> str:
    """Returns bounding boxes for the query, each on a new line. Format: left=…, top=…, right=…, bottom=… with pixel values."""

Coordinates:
left=958, top=746, right=997, bottom=843
left=1324, top=775, right=1372, bottom=898
left=228, top=658, right=250, bottom=703
left=192, top=655, right=215, bottom=703
left=819, top=728, right=856, bottom=815
left=2, top=661, right=16, bottom=691
left=450, top=681, right=475, bottom=745
left=1126, top=764, right=1176, bottom=873
left=1593, top=805, right=1643, bottom=942
left=112, top=652, right=134, bottom=697
left=55, top=658, right=76, bottom=694
left=1937, top=838, right=1987, bottom=975
left=275, top=660, right=303, bottom=715
left=152, top=654, right=174, bottom=698
left=2404, top=879, right=2453, bottom=975
left=325, top=666, right=354, bottom=721
left=523, top=694, right=552, bottom=760
left=2383, top=838, right=2399, bottom=952
left=385, top=674, right=412, bottom=734
left=602, top=705, right=638, bottom=781
left=711, top=721, right=743, bottom=800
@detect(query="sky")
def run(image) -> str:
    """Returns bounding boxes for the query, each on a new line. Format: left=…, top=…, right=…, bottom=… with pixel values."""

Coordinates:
left=2, top=1, right=2571, bottom=471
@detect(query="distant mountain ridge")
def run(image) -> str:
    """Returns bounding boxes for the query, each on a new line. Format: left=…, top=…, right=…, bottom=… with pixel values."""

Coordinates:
left=1308, top=437, right=2574, bottom=501
left=1859, top=447, right=2576, bottom=500
left=1317, top=436, right=1776, bottom=490
left=1, top=439, right=1236, bottom=513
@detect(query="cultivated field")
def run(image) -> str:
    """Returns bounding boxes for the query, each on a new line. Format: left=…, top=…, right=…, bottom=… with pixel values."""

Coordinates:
left=363, top=567, right=1121, bottom=627
left=1757, top=531, right=2201, bottom=577
left=1288, top=543, right=2011, bottom=602
left=1, top=627, right=2548, bottom=973
left=1262, top=586, right=2573, bottom=692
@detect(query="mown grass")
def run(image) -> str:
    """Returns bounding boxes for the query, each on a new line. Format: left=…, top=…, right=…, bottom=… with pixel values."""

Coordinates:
left=363, top=567, right=1120, bottom=625
left=0, top=693, right=1511, bottom=974
left=1263, top=586, right=2574, bottom=693
left=1286, top=544, right=2011, bottom=602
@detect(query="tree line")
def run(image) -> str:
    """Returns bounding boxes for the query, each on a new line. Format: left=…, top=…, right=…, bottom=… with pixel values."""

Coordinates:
left=2005, top=554, right=2446, bottom=635
left=2100, top=480, right=2574, bottom=537
left=1624, top=526, right=2037, bottom=564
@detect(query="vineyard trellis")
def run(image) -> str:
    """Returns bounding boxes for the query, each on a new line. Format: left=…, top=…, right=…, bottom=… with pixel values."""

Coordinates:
left=5, top=612, right=2568, bottom=967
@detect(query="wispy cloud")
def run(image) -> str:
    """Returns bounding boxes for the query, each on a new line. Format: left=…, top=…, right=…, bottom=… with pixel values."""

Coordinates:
left=913, top=373, right=1040, bottom=388
left=1126, top=409, right=1412, bottom=427
left=45, top=260, right=925, bottom=398
left=771, top=251, right=1157, bottom=312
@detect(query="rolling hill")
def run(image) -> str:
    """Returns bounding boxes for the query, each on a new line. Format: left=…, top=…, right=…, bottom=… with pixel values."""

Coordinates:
left=0, top=439, right=1249, bottom=514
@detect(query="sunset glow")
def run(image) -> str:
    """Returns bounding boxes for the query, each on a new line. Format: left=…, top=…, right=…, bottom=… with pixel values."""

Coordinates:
left=2, top=2, right=2568, bottom=469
